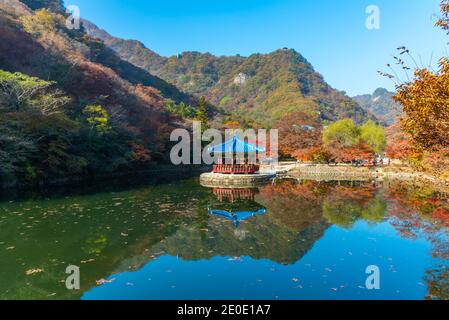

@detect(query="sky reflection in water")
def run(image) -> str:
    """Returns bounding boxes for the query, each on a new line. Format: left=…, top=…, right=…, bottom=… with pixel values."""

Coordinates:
left=0, top=178, right=448, bottom=300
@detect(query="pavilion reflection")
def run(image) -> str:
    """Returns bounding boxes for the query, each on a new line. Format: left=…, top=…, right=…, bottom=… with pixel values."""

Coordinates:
left=208, top=188, right=267, bottom=227
left=208, top=208, right=267, bottom=227
left=213, top=187, right=258, bottom=203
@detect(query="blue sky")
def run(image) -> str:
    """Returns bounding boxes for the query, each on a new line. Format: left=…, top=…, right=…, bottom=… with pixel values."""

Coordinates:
left=65, top=0, right=448, bottom=96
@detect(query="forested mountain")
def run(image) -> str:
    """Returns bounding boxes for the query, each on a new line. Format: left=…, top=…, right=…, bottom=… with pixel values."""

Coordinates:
left=83, top=22, right=373, bottom=127
left=1, top=0, right=378, bottom=188
left=0, top=0, right=192, bottom=187
left=353, top=88, right=402, bottom=126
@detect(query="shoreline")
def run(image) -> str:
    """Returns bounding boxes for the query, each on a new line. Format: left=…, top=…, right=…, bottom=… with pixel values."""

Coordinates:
left=0, top=165, right=210, bottom=195
left=284, top=163, right=449, bottom=193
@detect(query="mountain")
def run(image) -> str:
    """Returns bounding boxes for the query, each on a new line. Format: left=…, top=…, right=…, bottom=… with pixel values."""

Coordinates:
left=20, top=0, right=64, bottom=12
left=83, top=22, right=374, bottom=127
left=353, top=88, right=402, bottom=126
left=0, top=0, right=193, bottom=186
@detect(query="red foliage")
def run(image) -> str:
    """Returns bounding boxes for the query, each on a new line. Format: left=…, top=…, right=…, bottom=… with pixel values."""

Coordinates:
left=276, top=112, right=323, bottom=160
left=432, top=208, right=449, bottom=227
left=385, top=122, right=415, bottom=160
left=130, top=143, right=151, bottom=163
left=326, top=142, right=374, bottom=163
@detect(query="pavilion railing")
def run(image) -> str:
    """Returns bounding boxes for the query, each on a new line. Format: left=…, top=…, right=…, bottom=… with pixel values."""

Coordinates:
left=213, top=164, right=260, bottom=174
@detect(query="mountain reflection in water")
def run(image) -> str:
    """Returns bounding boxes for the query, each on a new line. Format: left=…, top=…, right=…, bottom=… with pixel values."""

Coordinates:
left=0, top=178, right=447, bottom=300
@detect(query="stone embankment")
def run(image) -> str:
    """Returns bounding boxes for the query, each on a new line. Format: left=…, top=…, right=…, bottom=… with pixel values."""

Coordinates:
left=285, top=164, right=449, bottom=192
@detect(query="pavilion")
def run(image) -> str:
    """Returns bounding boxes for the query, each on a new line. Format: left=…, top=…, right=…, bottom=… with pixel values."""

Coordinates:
left=208, top=135, right=266, bottom=174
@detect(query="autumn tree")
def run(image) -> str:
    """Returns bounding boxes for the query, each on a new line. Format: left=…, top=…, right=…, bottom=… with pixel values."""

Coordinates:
left=20, top=8, right=64, bottom=36
left=277, top=111, right=323, bottom=160
left=391, top=1, right=449, bottom=152
left=394, top=60, right=449, bottom=151
left=0, top=70, right=68, bottom=115
left=385, top=122, right=417, bottom=161
left=323, top=119, right=386, bottom=163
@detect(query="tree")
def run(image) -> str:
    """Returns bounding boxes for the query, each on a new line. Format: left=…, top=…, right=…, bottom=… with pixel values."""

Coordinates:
left=322, top=119, right=385, bottom=163
left=20, top=9, right=64, bottom=36
left=360, top=120, right=386, bottom=154
left=436, top=0, right=449, bottom=33
left=0, top=70, right=65, bottom=114
left=394, top=59, right=449, bottom=151
left=385, top=122, right=417, bottom=161
left=165, top=100, right=196, bottom=119
left=323, top=119, right=360, bottom=148
left=0, top=128, right=37, bottom=179
left=196, top=96, right=210, bottom=131
left=82, top=105, right=111, bottom=135
left=277, top=112, right=323, bottom=161
left=389, top=1, right=449, bottom=152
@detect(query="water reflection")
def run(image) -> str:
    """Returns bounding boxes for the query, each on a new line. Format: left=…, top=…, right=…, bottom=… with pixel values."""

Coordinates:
left=0, top=178, right=447, bottom=300
left=208, top=208, right=267, bottom=228
left=208, top=188, right=267, bottom=227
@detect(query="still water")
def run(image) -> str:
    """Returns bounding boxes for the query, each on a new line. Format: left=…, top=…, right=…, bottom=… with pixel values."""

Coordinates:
left=0, top=177, right=448, bottom=300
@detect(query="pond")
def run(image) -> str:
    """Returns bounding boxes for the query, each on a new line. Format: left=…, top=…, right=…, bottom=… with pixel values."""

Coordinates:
left=0, top=177, right=448, bottom=300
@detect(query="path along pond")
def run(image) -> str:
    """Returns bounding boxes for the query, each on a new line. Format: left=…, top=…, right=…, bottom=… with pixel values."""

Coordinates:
left=0, top=176, right=448, bottom=300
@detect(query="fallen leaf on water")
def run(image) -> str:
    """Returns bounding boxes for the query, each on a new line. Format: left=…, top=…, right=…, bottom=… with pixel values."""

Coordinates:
left=26, top=269, right=44, bottom=275
left=81, top=259, right=95, bottom=264
left=96, top=278, right=115, bottom=285
left=227, top=257, right=241, bottom=262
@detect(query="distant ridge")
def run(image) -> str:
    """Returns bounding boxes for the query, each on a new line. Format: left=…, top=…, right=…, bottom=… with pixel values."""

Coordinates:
left=83, top=21, right=374, bottom=126
left=353, top=88, right=402, bottom=126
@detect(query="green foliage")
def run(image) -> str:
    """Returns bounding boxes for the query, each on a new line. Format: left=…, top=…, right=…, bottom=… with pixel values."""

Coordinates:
left=0, top=129, right=37, bottom=178
left=165, top=100, right=197, bottom=119
left=0, top=70, right=60, bottom=113
left=360, top=120, right=386, bottom=153
left=196, top=96, right=210, bottom=131
left=323, top=119, right=386, bottom=154
left=82, top=105, right=111, bottom=134
left=323, top=119, right=360, bottom=148
left=323, top=195, right=386, bottom=229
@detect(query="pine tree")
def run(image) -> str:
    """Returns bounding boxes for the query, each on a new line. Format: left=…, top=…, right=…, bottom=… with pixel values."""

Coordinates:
left=196, top=96, right=210, bottom=132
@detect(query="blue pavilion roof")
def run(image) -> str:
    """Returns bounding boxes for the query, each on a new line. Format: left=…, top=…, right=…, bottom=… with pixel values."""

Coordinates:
left=207, top=136, right=267, bottom=154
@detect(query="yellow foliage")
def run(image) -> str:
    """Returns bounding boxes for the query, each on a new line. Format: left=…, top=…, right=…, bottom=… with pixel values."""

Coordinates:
left=20, top=9, right=64, bottom=35
left=394, top=58, right=449, bottom=151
